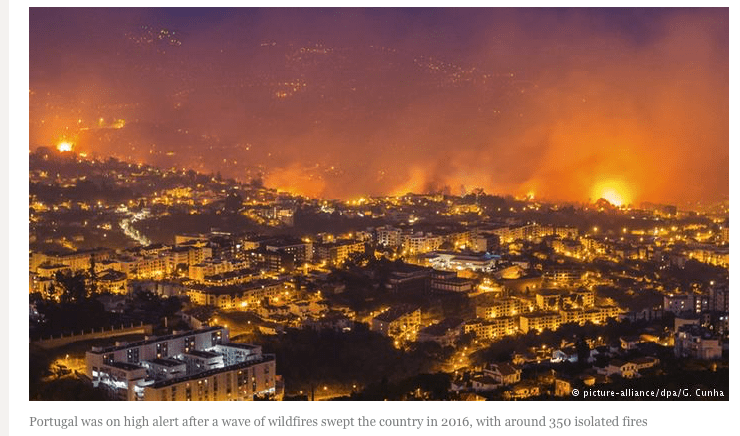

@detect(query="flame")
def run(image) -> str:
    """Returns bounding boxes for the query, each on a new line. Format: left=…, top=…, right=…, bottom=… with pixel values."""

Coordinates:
left=57, top=141, right=73, bottom=152
left=264, top=163, right=326, bottom=198
left=600, top=189, right=624, bottom=206
left=389, top=167, right=430, bottom=197
left=591, top=179, right=632, bottom=206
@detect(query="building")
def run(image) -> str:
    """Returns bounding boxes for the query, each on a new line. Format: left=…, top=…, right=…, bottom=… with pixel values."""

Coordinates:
left=201, top=268, right=262, bottom=287
left=85, top=326, right=277, bottom=401
left=35, top=263, right=71, bottom=279
left=476, top=297, right=531, bottom=319
left=385, top=264, right=432, bottom=293
left=709, top=282, right=729, bottom=313
left=464, top=317, right=518, bottom=340
left=96, top=269, right=128, bottom=294
left=663, top=293, right=703, bottom=315
left=95, top=244, right=213, bottom=280
left=554, top=377, right=573, bottom=397
left=559, top=306, right=621, bottom=325
left=29, top=273, right=55, bottom=296
left=371, top=306, right=421, bottom=341
left=188, top=258, right=249, bottom=282
left=301, top=310, right=354, bottom=332
left=492, top=264, right=524, bottom=280
left=552, top=239, right=584, bottom=258
left=566, top=289, right=595, bottom=308
left=186, top=279, right=291, bottom=309
left=314, top=239, right=365, bottom=265
left=417, top=318, right=464, bottom=346
left=401, top=232, right=443, bottom=254
left=503, top=382, right=541, bottom=400
left=376, top=226, right=402, bottom=247
left=471, top=236, right=493, bottom=253
left=555, top=226, right=579, bottom=239
left=602, top=359, right=638, bottom=379
left=542, top=264, right=585, bottom=286
left=469, top=374, right=499, bottom=392
left=674, top=326, right=722, bottom=360
left=30, top=248, right=111, bottom=273
left=519, top=312, right=561, bottom=333
left=288, top=300, right=329, bottom=318
left=431, top=276, right=474, bottom=293
left=674, top=314, right=701, bottom=333
left=489, top=224, right=543, bottom=244
left=424, top=251, right=499, bottom=272
left=630, top=356, right=660, bottom=371
left=535, top=290, right=562, bottom=311
left=247, top=248, right=295, bottom=273
left=264, top=238, right=313, bottom=263
left=686, top=245, right=729, bottom=268
left=484, top=362, right=521, bottom=386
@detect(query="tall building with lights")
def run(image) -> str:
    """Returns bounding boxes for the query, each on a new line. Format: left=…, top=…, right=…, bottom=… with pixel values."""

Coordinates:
left=86, top=326, right=278, bottom=401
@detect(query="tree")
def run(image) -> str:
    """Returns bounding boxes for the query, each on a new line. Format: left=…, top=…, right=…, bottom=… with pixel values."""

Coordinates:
left=54, top=271, right=88, bottom=303
left=249, top=177, right=264, bottom=189
left=174, top=263, right=189, bottom=278
left=439, top=241, right=455, bottom=251
left=576, top=336, right=591, bottom=364
left=224, top=191, right=243, bottom=213
left=45, top=282, right=56, bottom=301
left=88, top=254, right=98, bottom=295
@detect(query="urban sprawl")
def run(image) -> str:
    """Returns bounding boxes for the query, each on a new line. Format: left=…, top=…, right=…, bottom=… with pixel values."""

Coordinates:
left=29, top=149, right=729, bottom=401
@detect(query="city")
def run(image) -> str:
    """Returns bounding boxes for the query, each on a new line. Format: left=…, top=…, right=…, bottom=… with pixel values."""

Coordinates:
left=28, top=146, right=729, bottom=401
left=27, top=8, right=728, bottom=401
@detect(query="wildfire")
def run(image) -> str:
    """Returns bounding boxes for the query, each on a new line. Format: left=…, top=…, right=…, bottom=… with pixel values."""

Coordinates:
left=591, top=179, right=632, bottom=207
left=57, top=141, right=73, bottom=152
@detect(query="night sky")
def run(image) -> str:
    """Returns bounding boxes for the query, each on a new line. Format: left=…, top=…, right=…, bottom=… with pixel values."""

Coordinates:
left=29, top=8, right=729, bottom=205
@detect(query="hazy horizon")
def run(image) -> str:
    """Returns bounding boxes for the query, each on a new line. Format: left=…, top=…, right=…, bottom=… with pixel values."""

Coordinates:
left=30, top=8, right=729, bottom=205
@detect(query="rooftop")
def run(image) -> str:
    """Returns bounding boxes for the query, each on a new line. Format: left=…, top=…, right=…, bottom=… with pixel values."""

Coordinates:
left=88, top=326, right=225, bottom=354
left=147, top=354, right=275, bottom=389
left=146, top=358, right=185, bottom=367
left=107, top=361, right=145, bottom=371
left=185, top=350, right=222, bottom=359
left=374, top=306, right=420, bottom=323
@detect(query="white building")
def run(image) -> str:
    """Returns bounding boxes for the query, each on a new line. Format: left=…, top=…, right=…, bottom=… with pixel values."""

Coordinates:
left=376, top=226, right=402, bottom=247
left=86, top=326, right=278, bottom=401
left=674, top=326, right=722, bottom=360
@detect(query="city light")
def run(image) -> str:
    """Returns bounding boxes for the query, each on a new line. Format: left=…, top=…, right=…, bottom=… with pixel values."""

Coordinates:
left=25, top=7, right=728, bottom=406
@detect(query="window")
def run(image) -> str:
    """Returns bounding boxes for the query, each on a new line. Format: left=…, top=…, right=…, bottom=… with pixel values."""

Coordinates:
left=156, top=342, right=168, bottom=358
left=184, top=336, right=195, bottom=353
left=127, top=348, right=139, bottom=363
